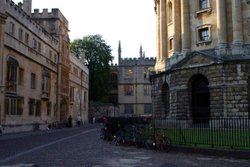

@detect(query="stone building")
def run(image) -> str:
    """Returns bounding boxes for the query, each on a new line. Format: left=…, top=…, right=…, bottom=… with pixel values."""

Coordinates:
left=118, top=41, right=156, bottom=116
left=152, top=0, right=250, bottom=123
left=0, top=0, right=89, bottom=133
left=69, top=54, right=89, bottom=124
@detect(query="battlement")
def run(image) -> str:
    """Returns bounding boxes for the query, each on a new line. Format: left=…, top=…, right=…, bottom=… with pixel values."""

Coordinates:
left=3, top=0, right=58, bottom=46
left=120, top=57, right=156, bottom=66
left=32, top=8, right=69, bottom=27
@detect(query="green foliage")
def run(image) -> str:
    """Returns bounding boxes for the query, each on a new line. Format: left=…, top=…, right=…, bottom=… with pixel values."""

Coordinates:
left=70, top=35, right=113, bottom=102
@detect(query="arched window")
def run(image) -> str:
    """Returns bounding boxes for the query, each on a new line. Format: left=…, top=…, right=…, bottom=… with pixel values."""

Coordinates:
left=168, top=1, right=173, bottom=23
left=6, top=57, right=18, bottom=92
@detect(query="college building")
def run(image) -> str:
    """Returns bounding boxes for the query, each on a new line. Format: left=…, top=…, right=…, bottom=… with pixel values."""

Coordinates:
left=0, top=0, right=88, bottom=133
left=118, top=41, right=156, bottom=116
left=152, top=0, right=250, bottom=124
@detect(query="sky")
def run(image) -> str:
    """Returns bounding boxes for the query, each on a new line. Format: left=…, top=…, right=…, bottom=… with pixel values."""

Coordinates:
left=13, top=0, right=157, bottom=64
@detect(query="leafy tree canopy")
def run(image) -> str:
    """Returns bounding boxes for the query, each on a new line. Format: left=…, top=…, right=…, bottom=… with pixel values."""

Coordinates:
left=70, top=34, right=113, bottom=102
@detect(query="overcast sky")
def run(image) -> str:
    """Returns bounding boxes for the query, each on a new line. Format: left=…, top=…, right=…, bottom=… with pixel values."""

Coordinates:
left=13, top=0, right=156, bottom=63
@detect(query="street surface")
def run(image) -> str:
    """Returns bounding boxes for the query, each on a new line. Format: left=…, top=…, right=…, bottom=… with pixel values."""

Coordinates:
left=0, top=124, right=249, bottom=167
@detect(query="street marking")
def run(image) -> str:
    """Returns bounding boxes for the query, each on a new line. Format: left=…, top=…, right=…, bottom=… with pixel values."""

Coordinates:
left=0, top=128, right=97, bottom=165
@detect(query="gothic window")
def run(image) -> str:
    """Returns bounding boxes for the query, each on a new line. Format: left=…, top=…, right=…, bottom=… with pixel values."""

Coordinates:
left=168, top=1, right=173, bottom=23
left=6, top=57, right=18, bottom=92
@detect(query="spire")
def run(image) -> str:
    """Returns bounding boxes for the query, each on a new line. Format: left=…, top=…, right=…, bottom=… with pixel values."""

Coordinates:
left=118, top=40, right=121, bottom=64
left=139, top=44, right=143, bottom=57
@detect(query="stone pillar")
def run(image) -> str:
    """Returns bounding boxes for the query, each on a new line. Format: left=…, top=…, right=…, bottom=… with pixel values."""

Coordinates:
left=173, top=0, right=181, bottom=54
left=156, top=1, right=161, bottom=63
left=160, top=0, right=168, bottom=62
left=216, top=0, right=227, bottom=56
left=181, top=0, right=190, bottom=54
left=155, top=0, right=168, bottom=72
left=232, top=0, right=243, bottom=55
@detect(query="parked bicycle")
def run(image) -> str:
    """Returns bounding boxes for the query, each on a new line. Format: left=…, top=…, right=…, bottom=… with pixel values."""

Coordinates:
left=145, top=129, right=171, bottom=152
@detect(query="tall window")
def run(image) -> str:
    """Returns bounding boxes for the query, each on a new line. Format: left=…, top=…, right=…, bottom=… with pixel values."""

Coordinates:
left=31, top=73, right=36, bottom=89
left=5, top=97, right=23, bottom=115
left=6, top=57, right=18, bottom=92
left=124, top=85, right=134, bottom=96
left=42, top=71, right=50, bottom=96
left=47, top=101, right=51, bottom=116
left=199, top=27, right=209, bottom=41
left=70, top=87, right=75, bottom=102
left=18, top=68, right=24, bottom=85
left=124, top=104, right=133, bottom=114
left=199, top=0, right=208, bottom=10
left=35, top=100, right=41, bottom=116
left=168, top=2, right=173, bottom=23
left=38, top=42, right=41, bottom=52
left=29, top=98, right=35, bottom=115
left=143, top=85, right=151, bottom=96
left=18, top=28, right=23, bottom=41
left=248, top=77, right=250, bottom=119
left=25, top=33, right=29, bottom=44
left=32, top=38, right=37, bottom=49
left=9, top=22, right=15, bottom=35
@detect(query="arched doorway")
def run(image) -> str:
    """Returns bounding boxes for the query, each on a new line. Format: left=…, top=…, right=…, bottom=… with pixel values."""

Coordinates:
left=162, top=82, right=170, bottom=117
left=191, top=74, right=210, bottom=124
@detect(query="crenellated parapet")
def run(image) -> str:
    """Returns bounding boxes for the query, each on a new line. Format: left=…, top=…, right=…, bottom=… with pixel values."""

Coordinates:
left=3, top=0, right=58, bottom=47
left=32, top=8, right=69, bottom=29
left=119, top=57, right=156, bottom=66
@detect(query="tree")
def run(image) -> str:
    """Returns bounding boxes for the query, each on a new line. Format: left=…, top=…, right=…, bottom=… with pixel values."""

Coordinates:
left=70, top=35, right=113, bottom=102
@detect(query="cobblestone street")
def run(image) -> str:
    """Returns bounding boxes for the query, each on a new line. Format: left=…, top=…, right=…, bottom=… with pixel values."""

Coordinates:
left=0, top=124, right=249, bottom=167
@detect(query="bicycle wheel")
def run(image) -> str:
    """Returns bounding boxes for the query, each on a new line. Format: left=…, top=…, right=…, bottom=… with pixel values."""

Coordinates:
left=161, top=137, right=171, bottom=152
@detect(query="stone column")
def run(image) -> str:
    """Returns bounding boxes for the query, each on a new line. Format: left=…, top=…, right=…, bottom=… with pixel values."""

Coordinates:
left=181, top=0, right=190, bottom=54
left=156, top=1, right=161, bottom=63
left=216, top=0, right=227, bottom=56
left=173, top=0, right=181, bottom=54
left=232, top=0, right=243, bottom=55
left=160, top=0, right=168, bottom=62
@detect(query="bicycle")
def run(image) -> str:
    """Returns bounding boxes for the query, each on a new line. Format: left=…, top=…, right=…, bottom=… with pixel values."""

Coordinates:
left=145, top=130, right=171, bottom=152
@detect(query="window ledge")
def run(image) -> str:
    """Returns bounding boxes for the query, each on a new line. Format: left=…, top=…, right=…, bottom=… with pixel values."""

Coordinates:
left=196, top=7, right=212, bottom=16
left=196, top=40, right=212, bottom=46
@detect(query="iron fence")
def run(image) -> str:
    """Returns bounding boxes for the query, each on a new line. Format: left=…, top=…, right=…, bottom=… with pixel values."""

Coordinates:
left=153, top=118, right=250, bottom=150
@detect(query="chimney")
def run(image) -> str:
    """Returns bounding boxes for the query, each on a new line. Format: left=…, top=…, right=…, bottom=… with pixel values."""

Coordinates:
left=18, top=2, right=23, bottom=8
left=23, top=0, right=32, bottom=15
